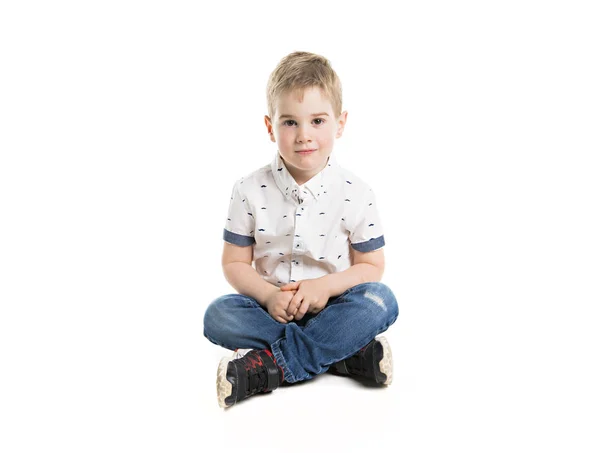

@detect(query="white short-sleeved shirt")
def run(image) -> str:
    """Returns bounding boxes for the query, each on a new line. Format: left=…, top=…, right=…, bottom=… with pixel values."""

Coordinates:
left=223, top=151, right=385, bottom=286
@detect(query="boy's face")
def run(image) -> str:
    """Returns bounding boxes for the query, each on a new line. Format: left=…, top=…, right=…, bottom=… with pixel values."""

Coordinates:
left=264, top=86, right=347, bottom=185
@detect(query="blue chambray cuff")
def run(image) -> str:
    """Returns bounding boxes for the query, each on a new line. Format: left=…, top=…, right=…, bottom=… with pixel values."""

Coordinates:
left=350, top=235, right=385, bottom=252
left=223, top=229, right=255, bottom=246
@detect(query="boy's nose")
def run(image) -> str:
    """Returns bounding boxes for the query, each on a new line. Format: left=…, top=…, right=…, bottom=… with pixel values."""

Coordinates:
left=296, top=127, right=312, bottom=143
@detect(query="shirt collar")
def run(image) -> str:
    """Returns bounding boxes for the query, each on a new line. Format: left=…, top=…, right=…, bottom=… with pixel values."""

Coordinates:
left=271, top=151, right=339, bottom=205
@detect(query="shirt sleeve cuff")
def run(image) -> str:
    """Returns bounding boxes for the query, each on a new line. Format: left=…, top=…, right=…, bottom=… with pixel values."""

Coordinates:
left=223, top=229, right=255, bottom=246
left=350, top=235, right=385, bottom=252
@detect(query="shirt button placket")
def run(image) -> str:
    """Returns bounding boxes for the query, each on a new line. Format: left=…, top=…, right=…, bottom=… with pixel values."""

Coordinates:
left=291, top=203, right=304, bottom=282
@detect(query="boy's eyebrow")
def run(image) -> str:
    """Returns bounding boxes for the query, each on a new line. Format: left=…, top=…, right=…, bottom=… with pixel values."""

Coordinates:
left=279, top=112, right=330, bottom=119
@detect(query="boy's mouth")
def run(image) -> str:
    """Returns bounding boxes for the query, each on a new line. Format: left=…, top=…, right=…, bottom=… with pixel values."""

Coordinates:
left=296, top=149, right=316, bottom=155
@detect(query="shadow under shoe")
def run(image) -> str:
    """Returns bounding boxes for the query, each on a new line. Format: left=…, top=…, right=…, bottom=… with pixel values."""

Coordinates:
left=328, top=336, right=393, bottom=385
left=216, top=349, right=284, bottom=408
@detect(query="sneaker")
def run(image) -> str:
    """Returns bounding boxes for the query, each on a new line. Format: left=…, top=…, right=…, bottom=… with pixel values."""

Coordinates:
left=216, top=348, right=285, bottom=408
left=329, top=336, right=393, bottom=385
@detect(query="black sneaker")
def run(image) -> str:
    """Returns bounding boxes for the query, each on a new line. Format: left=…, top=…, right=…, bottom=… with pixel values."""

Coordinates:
left=216, top=348, right=284, bottom=408
left=329, top=336, right=393, bottom=385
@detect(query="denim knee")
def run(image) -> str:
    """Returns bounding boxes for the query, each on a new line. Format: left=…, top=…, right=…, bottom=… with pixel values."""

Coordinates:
left=203, top=295, right=232, bottom=341
left=358, top=282, right=399, bottom=323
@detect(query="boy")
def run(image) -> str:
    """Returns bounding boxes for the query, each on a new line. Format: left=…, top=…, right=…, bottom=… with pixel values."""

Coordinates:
left=203, top=51, right=399, bottom=408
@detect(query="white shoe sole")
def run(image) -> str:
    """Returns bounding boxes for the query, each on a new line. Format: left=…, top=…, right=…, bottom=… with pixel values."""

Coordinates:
left=377, top=336, right=393, bottom=385
left=216, top=357, right=234, bottom=408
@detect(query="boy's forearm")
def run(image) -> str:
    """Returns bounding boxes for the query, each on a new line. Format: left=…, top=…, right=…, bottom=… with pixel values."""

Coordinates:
left=222, top=262, right=279, bottom=307
left=321, top=263, right=384, bottom=298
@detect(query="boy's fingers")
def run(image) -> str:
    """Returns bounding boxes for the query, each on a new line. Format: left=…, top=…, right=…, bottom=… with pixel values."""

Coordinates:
left=287, top=298, right=300, bottom=316
left=279, top=308, right=294, bottom=322
left=296, top=299, right=311, bottom=320
left=282, top=282, right=300, bottom=292
left=291, top=292, right=302, bottom=308
left=290, top=297, right=303, bottom=316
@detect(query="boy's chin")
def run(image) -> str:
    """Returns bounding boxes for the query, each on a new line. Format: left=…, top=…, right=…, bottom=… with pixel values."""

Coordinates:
left=286, top=151, right=326, bottom=162
left=292, top=159, right=326, bottom=170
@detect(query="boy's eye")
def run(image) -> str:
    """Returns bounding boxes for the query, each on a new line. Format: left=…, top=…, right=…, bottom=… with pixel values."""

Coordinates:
left=282, top=119, right=325, bottom=126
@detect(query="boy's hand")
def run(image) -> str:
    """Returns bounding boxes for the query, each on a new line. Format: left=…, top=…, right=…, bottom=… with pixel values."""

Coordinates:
left=280, top=278, right=331, bottom=321
left=264, top=288, right=298, bottom=324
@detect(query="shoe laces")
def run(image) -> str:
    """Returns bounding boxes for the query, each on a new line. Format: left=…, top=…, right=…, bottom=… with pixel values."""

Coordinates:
left=236, top=351, right=270, bottom=396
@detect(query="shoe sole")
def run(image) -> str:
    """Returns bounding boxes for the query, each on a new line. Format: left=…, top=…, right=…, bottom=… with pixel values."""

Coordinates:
left=377, top=336, right=393, bottom=385
left=216, top=357, right=234, bottom=408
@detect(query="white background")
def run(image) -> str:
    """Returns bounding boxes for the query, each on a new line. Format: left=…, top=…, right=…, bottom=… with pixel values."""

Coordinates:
left=1, top=1, right=599, bottom=451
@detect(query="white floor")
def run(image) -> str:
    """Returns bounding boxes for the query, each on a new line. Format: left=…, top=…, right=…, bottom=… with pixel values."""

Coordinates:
left=201, top=329, right=410, bottom=451
left=198, top=310, right=599, bottom=453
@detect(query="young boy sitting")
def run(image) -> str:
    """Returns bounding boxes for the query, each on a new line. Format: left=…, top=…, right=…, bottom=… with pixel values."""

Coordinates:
left=203, top=51, right=399, bottom=408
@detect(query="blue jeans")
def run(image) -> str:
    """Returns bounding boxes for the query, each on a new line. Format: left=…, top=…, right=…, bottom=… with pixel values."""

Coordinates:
left=203, top=282, right=399, bottom=383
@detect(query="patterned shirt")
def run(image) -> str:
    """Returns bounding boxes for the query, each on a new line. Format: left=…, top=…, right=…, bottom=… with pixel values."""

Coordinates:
left=223, top=151, right=385, bottom=286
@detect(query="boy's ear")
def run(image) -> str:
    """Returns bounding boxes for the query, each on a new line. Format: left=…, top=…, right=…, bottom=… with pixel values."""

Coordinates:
left=335, top=111, right=348, bottom=139
left=264, top=115, right=276, bottom=142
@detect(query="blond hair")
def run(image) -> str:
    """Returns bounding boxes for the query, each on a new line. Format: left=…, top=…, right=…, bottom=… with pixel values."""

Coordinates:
left=266, top=51, right=343, bottom=120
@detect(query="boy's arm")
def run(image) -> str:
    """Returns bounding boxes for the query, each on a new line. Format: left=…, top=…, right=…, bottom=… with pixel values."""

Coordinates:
left=321, top=248, right=385, bottom=297
left=223, top=262, right=279, bottom=307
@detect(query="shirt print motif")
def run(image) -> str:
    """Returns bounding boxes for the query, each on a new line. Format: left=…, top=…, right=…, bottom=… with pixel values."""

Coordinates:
left=223, top=151, right=385, bottom=286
